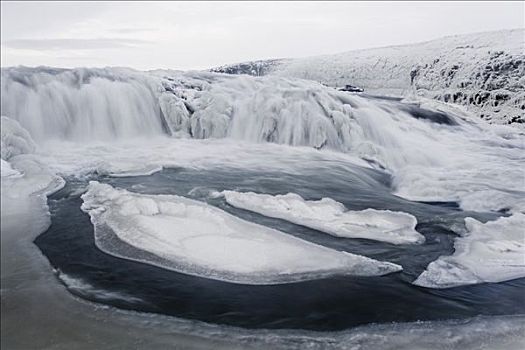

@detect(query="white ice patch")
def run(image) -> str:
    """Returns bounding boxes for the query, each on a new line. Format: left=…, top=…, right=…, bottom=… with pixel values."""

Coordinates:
left=221, top=191, right=424, bottom=245
left=414, top=213, right=525, bottom=288
left=81, top=182, right=401, bottom=284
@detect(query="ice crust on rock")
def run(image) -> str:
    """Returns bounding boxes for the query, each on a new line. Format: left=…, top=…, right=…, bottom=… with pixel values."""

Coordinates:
left=0, top=116, right=64, bottom=197
left=1, top=116, right=36, bottom=160
left=1, top=155, right=65, bottom=198
left=80, top=182, right=402, bottom=284
left=414, top=213, right=525, bottom=288
left=1, top=159, right=21, bottom=178
left=221, top=191, right=424, bottom=245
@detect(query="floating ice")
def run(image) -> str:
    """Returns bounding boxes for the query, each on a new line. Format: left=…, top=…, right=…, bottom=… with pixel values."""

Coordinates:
left=414, top=213, right=525, bottom=288
left=221, top=191, right=424, bottom=245
left=80, top=182, right=401, bottom=284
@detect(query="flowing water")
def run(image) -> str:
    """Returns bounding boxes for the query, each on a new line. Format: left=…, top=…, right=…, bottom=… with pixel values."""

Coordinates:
left=35, top=166, right=525, bottom=330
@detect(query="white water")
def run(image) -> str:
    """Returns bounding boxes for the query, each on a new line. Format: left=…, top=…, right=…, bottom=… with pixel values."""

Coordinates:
left=1, top=67, right=165, bottom=142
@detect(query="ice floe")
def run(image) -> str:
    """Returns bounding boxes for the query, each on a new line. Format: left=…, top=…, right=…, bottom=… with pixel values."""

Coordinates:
left=81, top=182, right=402, bottom=284
left=221, top=191, right=424, bottom=245
left=414, top=213, right=525, bottom=288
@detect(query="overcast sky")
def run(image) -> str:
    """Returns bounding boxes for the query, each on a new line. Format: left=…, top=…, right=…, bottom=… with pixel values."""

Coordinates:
left=1, top=1, right=523, bottom=70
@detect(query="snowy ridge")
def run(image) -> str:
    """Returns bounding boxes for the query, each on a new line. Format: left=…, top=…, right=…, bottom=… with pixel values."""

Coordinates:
left=212, top=29, right=525, bottom=125
left=80, top=181, right=401, bottom=284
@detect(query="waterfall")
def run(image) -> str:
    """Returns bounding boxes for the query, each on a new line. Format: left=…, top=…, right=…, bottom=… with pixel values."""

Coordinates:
left=2, top=67, right=523, bottom=214
left=1, top=67, right=467, bottom=172
left=1, top=67, right=166, bottom=142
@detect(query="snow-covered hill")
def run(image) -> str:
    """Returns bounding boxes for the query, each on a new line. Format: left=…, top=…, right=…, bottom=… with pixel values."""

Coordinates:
left=212, top=29, right=525, bottom=125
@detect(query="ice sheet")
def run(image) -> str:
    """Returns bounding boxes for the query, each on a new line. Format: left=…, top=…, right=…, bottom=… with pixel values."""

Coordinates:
left=81, top=182, right=401, bottom=284
left=414, top=213, right=525, bottom=288
left=221, top=191, right=424, bottom=245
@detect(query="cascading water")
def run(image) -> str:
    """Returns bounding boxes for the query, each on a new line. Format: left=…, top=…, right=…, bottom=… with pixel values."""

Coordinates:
left=2, top=66, right=524, bottom=213
left=0, top=67, right=451, bottom=152
left=1, top=67, right=166, bottom=142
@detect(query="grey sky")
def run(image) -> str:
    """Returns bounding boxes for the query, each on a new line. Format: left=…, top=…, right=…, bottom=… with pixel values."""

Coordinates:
left=1, top=1, right=523, bottom=70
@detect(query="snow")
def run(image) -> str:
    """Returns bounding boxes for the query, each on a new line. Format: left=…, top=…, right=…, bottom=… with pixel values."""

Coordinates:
left=213, top=29, right=525, bottom=125
left=414, top=213, right=525, bottom=288
left=221, top=191, right=424, bottom=245
left=80, top=181, right=402, bottom=284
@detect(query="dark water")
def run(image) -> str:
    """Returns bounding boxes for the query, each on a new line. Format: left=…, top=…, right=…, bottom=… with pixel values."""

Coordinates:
left=35, top=166, right=525, bottom=331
